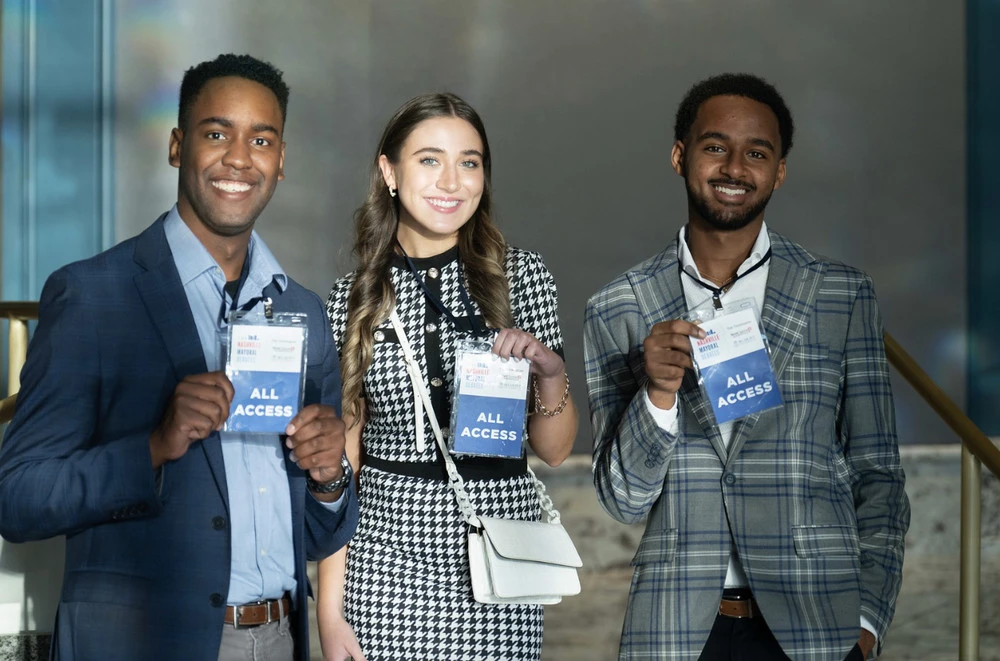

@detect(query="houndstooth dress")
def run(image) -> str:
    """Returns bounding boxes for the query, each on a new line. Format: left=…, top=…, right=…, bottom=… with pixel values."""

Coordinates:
left=326, top=245, right=564, bottom=661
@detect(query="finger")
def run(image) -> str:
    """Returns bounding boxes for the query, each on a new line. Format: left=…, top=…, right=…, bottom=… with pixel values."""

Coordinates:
left=174, top=392, right=231, bottom=429
left=491, top=329, right=520, bottom=358
left=286, top=403, right=336, bottom=436
left=650, top=319, right=706, bottom=339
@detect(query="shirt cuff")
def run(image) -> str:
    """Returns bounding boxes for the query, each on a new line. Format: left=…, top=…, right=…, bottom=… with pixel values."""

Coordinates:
left=643, top=384, right=680, bottom=434
left=310, top=487, right=347, bottom=512
left=860, top=615, right=878, bottom=643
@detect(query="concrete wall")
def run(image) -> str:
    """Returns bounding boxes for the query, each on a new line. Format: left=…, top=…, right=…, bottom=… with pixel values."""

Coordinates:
left=114, top=0, right=967, bottom=452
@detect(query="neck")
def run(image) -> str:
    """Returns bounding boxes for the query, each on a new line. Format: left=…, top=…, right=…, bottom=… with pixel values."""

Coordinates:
left=396, top=225, right=459, bottom=259
left=685, top=217, right=764, bottom=287
left=178, top=214, right=251, bottom=281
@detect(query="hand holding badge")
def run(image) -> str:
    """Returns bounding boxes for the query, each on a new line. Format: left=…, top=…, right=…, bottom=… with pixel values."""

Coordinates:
left=224, top=306, right=308, bottom=434
left=686, top=298, right=783, bottom=425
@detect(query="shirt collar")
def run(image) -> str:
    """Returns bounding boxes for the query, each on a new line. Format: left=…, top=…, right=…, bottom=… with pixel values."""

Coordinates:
left=677, top=221, right=771, bottom=282
left=163, top=205, right=288, bottom=295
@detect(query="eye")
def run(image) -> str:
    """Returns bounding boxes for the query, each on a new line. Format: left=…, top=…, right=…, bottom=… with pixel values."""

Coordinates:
left=420, top=157, right=439, bottom=166
left=207, top=131, right=225, bottom=141
left=460, top=159, right=481, bottom=169
left=252, top=137, right=271, bottom=147
left=748, top=150, right=766, bottom=160
left=705, top=145, right=724, bottom=154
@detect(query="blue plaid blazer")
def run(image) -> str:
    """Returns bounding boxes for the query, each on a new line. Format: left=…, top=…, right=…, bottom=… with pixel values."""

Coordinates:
left=585, top=231, right=909, bottom=661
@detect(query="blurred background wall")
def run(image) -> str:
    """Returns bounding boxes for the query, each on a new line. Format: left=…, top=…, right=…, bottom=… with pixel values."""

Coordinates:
left=113, top=0, right=966, bottom=452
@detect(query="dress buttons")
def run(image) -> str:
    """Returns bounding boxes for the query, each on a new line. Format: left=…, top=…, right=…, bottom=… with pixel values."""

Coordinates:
left=723, top=472, right=736, bottom=485
left=373, top=330, right=385, bottom=342
left=427, top=268, right=439, bottom=279
left=430, top=377, right=444, bottom=387
left=425, top=323, right=438, bottom=333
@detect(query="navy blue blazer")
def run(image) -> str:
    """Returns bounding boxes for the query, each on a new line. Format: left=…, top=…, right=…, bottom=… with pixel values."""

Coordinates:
left=0, top=217, right=359, bottom=661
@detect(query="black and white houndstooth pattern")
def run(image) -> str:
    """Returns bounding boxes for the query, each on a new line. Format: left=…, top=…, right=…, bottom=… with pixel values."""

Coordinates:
left=326, top=246, right=563, bottom=660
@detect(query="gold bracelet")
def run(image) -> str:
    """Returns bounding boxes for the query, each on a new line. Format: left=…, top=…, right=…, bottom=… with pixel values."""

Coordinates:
left=533, top=373, right=570, bottom=417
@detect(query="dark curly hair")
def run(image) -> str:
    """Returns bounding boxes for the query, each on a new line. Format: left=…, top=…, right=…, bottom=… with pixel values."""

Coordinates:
left=674, top=73, right=794, bottom=158
left=178, top=54, right=289, bottom=130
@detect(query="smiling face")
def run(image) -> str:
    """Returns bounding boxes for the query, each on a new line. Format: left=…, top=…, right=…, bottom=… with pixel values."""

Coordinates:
left=379, top=116, right=485, bottom=257
left=671, top=94, right=786, bottom=232
left=169, top=76, right=285, bottom=240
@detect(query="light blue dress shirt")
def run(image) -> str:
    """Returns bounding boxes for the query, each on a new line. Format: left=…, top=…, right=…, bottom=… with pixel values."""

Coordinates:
left=163, top=206, right=335, bottom=605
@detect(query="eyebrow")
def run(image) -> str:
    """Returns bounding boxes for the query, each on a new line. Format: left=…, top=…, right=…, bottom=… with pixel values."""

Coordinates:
left=197, top=116, right=280, bottom=135
left=696, top=130, right=776, bottom=152
left=412, top=146, right=485, bottom=159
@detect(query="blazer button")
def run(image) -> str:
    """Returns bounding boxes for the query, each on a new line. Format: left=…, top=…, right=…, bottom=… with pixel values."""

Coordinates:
left=723, top=472, right=736, bottom=485
left=210, top=593, right=224, bottom=607
left=212, top=516, right=227, bottom=530
left=430, top=377, right=444, bottom=387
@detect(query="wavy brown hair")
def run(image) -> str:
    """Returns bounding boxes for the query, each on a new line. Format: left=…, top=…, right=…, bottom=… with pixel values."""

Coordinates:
left=340, top=93, right=513, bottom=423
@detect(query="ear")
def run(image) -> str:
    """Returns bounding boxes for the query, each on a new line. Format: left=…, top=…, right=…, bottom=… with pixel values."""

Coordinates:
left=278, top=142, right=286, bottom=181
left=772, top=158, right=787, bottom=191
left=670, top=140, right=686, bottom=177
left=168, top=128, right=183, bottom=168
left=377, top=154, right=396, bottom=191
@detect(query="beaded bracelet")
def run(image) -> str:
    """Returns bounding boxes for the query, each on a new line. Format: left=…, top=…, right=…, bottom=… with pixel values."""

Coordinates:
left=533, top=372, right=570, bottom=417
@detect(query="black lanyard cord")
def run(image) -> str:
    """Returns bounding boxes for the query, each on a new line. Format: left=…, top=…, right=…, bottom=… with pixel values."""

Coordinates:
left=398, top=243, right=487, bottom=336
left=681, top=247, right=772, bottom=310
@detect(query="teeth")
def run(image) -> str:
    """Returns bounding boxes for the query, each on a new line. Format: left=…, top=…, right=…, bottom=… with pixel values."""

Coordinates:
left=714, top=185, right=746, bottom=196
left=427, top=198, right=460, bottom=209
left=213, top=180, right=252, bottom=193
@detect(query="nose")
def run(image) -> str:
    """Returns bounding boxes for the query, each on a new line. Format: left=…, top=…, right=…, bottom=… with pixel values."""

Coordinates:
left=222, top=140, right=252, bottom=170
left=436, top=165, right=460, bottom=193
left=719, top=151, right=746, bottom=180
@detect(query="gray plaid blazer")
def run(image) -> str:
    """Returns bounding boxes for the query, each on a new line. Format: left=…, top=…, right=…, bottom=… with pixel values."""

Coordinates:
left=585, top=230, right=910, bottom=661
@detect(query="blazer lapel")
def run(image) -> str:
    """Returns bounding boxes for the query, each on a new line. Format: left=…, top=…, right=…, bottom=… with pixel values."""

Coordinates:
left=629, top=240, right=728, bottom=463
left=132, top=216, right=228, bottom=505
left=726, top=230, right=824, bottom=463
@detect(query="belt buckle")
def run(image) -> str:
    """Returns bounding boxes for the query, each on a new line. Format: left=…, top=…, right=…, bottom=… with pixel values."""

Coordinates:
left=233, top=600, right=268, bottom=629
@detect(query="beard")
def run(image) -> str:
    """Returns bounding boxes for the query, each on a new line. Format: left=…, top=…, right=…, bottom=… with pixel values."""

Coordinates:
left=684, top=177, right=772, bottom=232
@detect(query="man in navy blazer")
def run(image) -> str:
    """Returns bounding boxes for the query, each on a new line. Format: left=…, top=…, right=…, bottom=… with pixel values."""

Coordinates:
left=0, top=54, right=358, bottom=661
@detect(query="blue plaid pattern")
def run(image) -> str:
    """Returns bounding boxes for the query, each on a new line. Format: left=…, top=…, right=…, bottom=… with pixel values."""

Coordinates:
left=585, top=231, right=910, bottom=661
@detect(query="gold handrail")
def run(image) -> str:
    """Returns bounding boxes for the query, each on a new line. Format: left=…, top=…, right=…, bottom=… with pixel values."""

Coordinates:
left=1, top=301, right=38, bottom=423
left=883, top=330, right=994, bottom=661
left=884, top=332, right=1000, bottom=476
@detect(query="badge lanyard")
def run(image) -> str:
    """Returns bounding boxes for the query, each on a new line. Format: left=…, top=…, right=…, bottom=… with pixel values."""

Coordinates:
left=681, top=248, right=772, bottom=310
left=398, top=243, right=488, bottom=337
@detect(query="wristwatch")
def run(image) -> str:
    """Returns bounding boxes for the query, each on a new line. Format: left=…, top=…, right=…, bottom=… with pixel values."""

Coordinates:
left=305, top=453, right=353, bottom=494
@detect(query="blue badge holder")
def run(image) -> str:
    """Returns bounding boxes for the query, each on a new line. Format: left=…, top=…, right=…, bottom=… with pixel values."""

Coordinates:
left=449, top=339, right=530, bottom=458
left=224, top=308, right=308, bottom=434
left=685, top=298, right=783, bottom=425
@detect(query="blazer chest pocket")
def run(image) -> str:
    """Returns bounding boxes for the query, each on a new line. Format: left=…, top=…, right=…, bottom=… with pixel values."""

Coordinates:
left=792, top=525, right=860, bottom=557
left=631, top=529, right=678, bottom=566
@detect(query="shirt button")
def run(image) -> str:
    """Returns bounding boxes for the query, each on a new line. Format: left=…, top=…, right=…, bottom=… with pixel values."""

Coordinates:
left=430, top=377, right=444, bottom=387
left=259, top=487, right=267, bottom=495
left=427, top=268, right=439, bottom=279
left=212, top=516, right=226, bottom=530
left=723, top=472, right=736, bottom=485
left=425, top=323, right=438, bottom=333
left=373, top=330, right=385, bottom=342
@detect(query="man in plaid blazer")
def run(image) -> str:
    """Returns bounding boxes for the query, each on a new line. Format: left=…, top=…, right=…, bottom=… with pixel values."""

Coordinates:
left=585, top=74, right=909, bottom=660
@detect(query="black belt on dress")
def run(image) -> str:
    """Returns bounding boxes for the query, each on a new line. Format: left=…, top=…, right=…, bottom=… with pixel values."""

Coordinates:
left=366, top=454, right=527, bottom=481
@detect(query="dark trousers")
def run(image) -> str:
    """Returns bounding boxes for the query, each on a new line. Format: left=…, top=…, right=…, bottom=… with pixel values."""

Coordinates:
left=697, top=613, right=865, bottom=661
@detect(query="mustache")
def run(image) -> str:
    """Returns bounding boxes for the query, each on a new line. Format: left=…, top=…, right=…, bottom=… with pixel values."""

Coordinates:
left=708, top=178, right=755, bottom=191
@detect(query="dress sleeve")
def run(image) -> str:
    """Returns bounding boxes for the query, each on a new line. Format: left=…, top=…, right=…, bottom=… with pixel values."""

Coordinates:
left=325, top=272, right=355, bottom=354
left=507, top=247, right=564, bottom=354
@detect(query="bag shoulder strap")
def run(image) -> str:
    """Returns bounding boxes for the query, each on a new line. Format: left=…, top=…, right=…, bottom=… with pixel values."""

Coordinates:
left=388, top=309, right=562, bottom=525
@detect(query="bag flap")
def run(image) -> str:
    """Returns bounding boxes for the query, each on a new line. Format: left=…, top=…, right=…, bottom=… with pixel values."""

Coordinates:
left=478, top=516, right=583, bottom=568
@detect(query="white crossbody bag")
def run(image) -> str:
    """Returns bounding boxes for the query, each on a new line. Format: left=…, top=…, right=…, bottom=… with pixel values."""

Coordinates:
left=389, top=310, right=583, bottom=605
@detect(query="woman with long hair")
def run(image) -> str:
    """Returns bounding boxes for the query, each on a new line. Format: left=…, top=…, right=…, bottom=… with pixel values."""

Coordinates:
left=316, top=93, right=577, bottom=660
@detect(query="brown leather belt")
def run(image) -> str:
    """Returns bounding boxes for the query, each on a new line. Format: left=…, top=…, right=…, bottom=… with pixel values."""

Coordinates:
left=719, top=595, right=757, bottom=618
left=224, top=594, right=292, bottom=628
